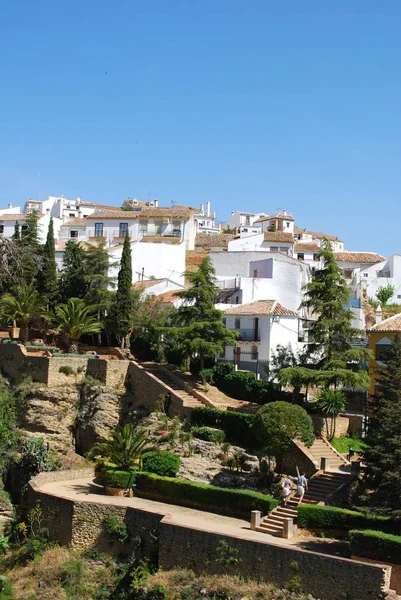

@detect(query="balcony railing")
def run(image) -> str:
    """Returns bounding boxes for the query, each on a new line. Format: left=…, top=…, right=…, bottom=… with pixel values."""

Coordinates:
left=141, top=229, right=182, bottom=238
left=236, top=328, right=260, bottom=342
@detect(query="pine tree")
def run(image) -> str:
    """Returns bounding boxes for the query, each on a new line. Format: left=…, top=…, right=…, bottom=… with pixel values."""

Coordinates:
left=21, top=210, right=41, bottom=248
left=113, top=235, right=134, bottom=348
left=37, top=218, right=58, bottom=308
left=59, top=241, right=87, bottom=300
left=362, top=334, right=401, bottom=516
left=170, top=256, right=237, bottom=370
left=84, top=239, right=116, bottom=344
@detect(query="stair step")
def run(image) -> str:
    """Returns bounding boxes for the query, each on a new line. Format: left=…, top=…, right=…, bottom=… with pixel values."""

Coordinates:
left=275, top=508, right=297, bottom=517
left=260, top=521, right=283, bottom=531
left=255, top=525, right=281, bottom=536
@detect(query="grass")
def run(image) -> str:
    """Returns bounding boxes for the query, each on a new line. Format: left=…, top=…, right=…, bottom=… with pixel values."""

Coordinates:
left=330, top=435, right=368, bottom=454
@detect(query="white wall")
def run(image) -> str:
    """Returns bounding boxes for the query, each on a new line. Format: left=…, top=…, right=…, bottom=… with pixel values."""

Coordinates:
left=0, top=206, right=21, bottom=215
left=226, top=212, right=267, bottom=229
left=351, top=255, right=401, bottom=305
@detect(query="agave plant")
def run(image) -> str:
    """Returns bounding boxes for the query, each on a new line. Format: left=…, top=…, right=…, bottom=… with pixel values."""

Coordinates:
left=88, top=423, right=154, bottom=471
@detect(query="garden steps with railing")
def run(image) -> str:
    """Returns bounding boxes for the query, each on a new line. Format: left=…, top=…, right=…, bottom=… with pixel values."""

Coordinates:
left=307, top=436, right=350, bottom=471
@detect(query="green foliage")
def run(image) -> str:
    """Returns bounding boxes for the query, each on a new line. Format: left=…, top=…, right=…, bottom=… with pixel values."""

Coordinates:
left=190, top=426, right=225, bottom=444
left=0, top=535, right=9, bottom=554
left=37, top=217, right=58, bottom=308
left=212, top=361, right=291, bottom=404
left=0, top=384, right=17, bottom=473
left=88, top=423, right=154, bottom=471
left=330, top=435, right=368, bottom=454
left=59, top=365, right=75, bottom=376
left=18, top=437, right=59, bottom=479
left=349, top=529, right=401, bottom=564
left=142, top=451, right=181, bottom=477
left=297, top=504, right=397, bottom=533
left=135, top=472, right=278, bottom=518
left=0, top=284, right=47, bottom=340
left=215, top=539, right=242, bottom=566
left=104, top=514, right=130, bottom=543
left=54, top=298, right=102, bottom=352
left=363, top=334, right=401, bottom=516
left=59, top=240, right=88, bottom=300
left=252, top=402, right=314, bottom=468
left=376, top=284, right=395, bottom=307
left=103, top=469, right=137, bottom=489
left=166, top=257, right=238, bottom=370
left=112, top=234, right=134, bottom=348
left=190, top=407, right=254, bottom=446
left=314, top=388, right=345, bottom=439
left=84, top=238, right=116, bottom=335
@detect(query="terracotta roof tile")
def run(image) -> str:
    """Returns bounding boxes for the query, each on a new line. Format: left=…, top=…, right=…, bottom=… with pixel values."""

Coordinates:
left=224, top=300, right=297, bottom=317
left=195, top=233, right=235, bottom=248
left=295, top=226, right=342, bottom=242
left=132, top=279, right=167, bottom=290
left=334, top=252, right=385, bottom=264
left=369, top=313, right=401, bottom=332
left=158, top=290, right=181, bottom=304
left=61, top=218, right=87, bottom=226
left=294, top=243, right=321, bottom=252
left=0, top=213, right=26, bottom=221
left=88, top=207, right=193, bottom=220
left=263, top=231, right=294, bottom=243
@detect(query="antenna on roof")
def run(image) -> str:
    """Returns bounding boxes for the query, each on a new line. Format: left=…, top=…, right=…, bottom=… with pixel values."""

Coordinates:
left=171, top=199, right=176, bottom=206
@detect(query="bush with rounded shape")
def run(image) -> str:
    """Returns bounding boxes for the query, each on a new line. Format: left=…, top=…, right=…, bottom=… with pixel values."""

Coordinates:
left=190, top=426, right=225, bottom=443
left=103, top=468, right=137, bottom=489
left=252, top=401, right=314, bottom=468
left=142, top=451, right=180, bottom=477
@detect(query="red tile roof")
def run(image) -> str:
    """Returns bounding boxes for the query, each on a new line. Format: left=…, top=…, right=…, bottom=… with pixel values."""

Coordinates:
left=263, top=231, right=294, bottom=243
left=224, top=300, right=297, bottom=317
left=369, top=313, right=401, bottom=332
left=334, top=252, right=385, bottom=264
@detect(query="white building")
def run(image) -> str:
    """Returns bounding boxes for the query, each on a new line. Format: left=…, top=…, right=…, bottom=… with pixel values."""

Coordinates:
left=221, top=300, right=302, bottom=376
left=334, top=251, right=386, bottom=282
left=0, top=204, right=21, bottom=216
left=253, top=210, right=295, bottom=235
left=294, top=226, right=344, bottom=252
left=227, top=231, right=294, bottom=255
left=346, top=253, right=401, bottom=308
left=226, top=210, right=268, bottom=231
left=193, top=201, right=220, bottom=235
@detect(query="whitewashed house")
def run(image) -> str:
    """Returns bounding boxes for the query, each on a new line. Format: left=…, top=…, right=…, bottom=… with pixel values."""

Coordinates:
left=193, top=202, right=221, bottom=235
left=226, top=210, right=268, bottom=232
left=227, top=231, right=294, bottom=255
left=294, top=226, right=344, bottom=252
left=220, top=300, right=301, bottom=376
left=253, top=210, right=295, bottom=235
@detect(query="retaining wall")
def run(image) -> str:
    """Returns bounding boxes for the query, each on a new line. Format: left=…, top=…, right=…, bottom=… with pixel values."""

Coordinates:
left=28, top=470, right=392, bottom=600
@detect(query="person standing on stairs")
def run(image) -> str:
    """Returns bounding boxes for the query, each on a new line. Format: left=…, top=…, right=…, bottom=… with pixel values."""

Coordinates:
left=297, top=472, right=308, bottom=503
left=281, top=477, right=292, bottom=506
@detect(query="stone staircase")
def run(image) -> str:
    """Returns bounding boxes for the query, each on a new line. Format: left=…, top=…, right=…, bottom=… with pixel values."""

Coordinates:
left=307, top=436, right=350, bottom=471
left=256, top=471, right=351, bottom=537
left=142, top=363, right=212, bottom=411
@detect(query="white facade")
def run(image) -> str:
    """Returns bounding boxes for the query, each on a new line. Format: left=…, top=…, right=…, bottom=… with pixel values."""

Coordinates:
left=226, top=211, right=268, bottom=230
left=194, top=202, right=221, bottom=235
left=227, top=232, right=294, bottom=255
left=295, top=227, right=344, bottom=252
left=349, top=254, right=401, bottom=306
left=253, top=211, right=295, bottom=235
left=0, top=205, right=21, bottom=215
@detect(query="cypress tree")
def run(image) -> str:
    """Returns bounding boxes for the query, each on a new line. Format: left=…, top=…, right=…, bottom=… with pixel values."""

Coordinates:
left=113, top=235, right=134, bottom=348
left=59, top=240, right=88, bottom=300
left=12, top=221, right=20, bottom=240
left=362, top=334, right=401, bottom=516
left=37, top=218, right=58, bottom=308
left=170, top=256, right=237, bottom=370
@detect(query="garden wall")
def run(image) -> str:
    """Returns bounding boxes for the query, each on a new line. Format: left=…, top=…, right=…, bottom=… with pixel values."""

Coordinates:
left=311, top=414, right=363, bottom=437
left=281, top=439, right=318, bottom=477
left=28, top=470, right=392, bottom=600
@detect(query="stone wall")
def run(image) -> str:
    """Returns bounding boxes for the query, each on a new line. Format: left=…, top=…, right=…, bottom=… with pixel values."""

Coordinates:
left=158, top=520, right=391, bottom=600
left=29, top=470, right=392, bottom=600
left=282, top=440, right=318, bottom=478
left=128, top=362, right=189, bottom=417
left=312, top=414, right=363, bottom=437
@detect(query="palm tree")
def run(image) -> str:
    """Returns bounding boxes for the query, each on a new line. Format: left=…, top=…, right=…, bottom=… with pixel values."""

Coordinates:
left=315, top=388, right=346, bottom=439
left=88, top=423, right=154, bottom=471
left=0, top=284, right=47, bottom=341
left=54, top=298, right=102, bottom=353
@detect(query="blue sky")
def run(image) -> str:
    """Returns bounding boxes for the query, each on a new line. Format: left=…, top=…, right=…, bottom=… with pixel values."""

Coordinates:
left=1, top=1, right=401, bottom=255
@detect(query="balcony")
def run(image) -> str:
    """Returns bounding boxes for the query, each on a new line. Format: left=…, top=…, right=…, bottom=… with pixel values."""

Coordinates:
left=142, top=229, right=182, bottom=238
left=236, top=328, right=260, bottom=342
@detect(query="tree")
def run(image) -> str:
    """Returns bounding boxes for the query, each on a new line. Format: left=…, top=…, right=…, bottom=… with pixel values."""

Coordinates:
left=37, top=218, right=58, bottom=308
left=59, top=241, right=88, bottom=300
left=12, top=222, right=20, bottom=240
left=0, top=238, right=40, bottom=294
left=84, top=239, right=116, bottom=344
left=315, top=388, right=345, bottom=439
left=112, top=235, right=134, bottom=348
left=0, top=284, right=47, bottom=341
left=168, top=256, right=237, bottom=370
left=21, top=210, right=41, bottom=249
left=54, top=298, right=102, bottom=353
left=362, top=334, right=401, bottom=516
left=252, top=401, right=314, bottom=471
left=88, top=424, right=153, bottom=471
left=376, top=284, right=395, bottom=307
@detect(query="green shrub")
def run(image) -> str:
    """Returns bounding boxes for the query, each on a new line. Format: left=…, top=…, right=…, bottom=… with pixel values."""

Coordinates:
left=103, top=468, right=137, bottom=489
left=104, top=514, right=130, bottom=543
left=135, top=472, right=278, bottom=518
left=59, top=365, right=75, bottom=376
left=191, top=407, right=254, bottom=446
left=297, top=504, right=397, bottom=533
left=349, top=529, right=401, bottom=564
left=142, top=451, right=180, bottom=477
left=191, top=426, right=225, bottom=443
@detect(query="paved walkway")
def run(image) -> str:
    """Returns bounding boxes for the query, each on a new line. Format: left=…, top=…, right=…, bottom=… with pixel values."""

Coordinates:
left=39, top=476, right=350, bottom=558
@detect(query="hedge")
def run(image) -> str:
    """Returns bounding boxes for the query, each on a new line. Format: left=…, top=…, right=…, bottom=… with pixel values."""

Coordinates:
left=190, top=407, right=254, bottom=446
left=142, top=451, right=180, bottom=477
left=349, top=529, right=401, bottom=564
left=297, top=504, right=398, bottom=534
left=191, top=426, right=225, bottom=443
left=135, top=472, right=278, bottom=518
left=103, top=468, right=137, bottom=489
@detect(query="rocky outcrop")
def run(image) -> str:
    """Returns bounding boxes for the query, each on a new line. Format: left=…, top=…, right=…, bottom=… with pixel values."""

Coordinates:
left=19, top=386, right=80, bottom=452
left=0, top=482, right=14, bottom=534
left=75, top=385, right=123, bottom=455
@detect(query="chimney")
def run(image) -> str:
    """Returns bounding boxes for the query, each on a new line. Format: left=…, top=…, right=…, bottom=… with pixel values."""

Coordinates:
left=7, top=203, right=12, bottom=209
left=206, top=201, right=211, bottom=217
left=200, top=203, right=204, bottom=215
left=283, top=208, right=287, bottom=216
left=376, top=305, right=382, bottom=325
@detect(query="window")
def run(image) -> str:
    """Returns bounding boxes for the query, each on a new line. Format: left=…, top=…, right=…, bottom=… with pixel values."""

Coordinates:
left=21, top=225, right=28, bottom=235
left=235, top=296, right=239, bottom=304
left=235, top=318, right=241, bottom=329
left=270, top=246, right=279, bottom=252
left=243, top=228, right=248, bottom=232
left=70, top=230, right=78, bottom=238
left=69, top=213, right=75, bottom=217
left=0, top=225, right=3, bottom=234
left=398, top=295, right=401, bottom=300
left=94, top=223, right=104, bottom=237
left=313, top=254, right=319, bottom=261
left=343, top=269, right=353, bottom=279
left=376, top=344, right=393, bottom=361
left=286, top=222, right=290, bottom=228
left=253, top=269, right=258, bottom=278
left=119, top=223, right=128, bottom=238
left=297, top=253, right=304, bottom=261
left=139, top=220, right=147, bottom=232
left=251, top=345, right=258, bottom=360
